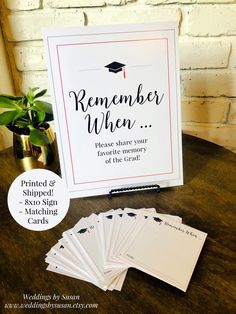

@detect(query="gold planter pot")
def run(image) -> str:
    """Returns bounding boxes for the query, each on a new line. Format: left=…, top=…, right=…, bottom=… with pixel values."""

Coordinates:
left=13, top=126, right=59, bottom=172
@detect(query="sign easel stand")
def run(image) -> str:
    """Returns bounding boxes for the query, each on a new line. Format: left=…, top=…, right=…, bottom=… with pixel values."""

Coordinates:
left=108, top=184, right=160, bottom=198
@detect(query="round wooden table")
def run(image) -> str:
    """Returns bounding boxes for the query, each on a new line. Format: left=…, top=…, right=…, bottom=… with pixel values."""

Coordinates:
left=0, top=134, right=235, bottom=313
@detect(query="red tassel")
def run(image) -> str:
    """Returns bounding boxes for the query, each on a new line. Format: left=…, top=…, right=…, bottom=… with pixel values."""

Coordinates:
left=123, top=67, right=126, bottom=79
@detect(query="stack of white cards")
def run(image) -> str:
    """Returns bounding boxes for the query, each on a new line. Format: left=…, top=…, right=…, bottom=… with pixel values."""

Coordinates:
left=45, top=208, right=207, bottom=292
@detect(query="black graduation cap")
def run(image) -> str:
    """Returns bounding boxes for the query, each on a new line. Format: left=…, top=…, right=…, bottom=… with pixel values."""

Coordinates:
left=153, top=217, right=163, bottom=223
left=105, top=61, right=126, bottom=74
left=77, top=228, right=88, bottom=234
left=59, top=245, right=64, bottom=249
left=127, top=213, right=137, bottom=217
left=106, top=215, right=113, bottom=220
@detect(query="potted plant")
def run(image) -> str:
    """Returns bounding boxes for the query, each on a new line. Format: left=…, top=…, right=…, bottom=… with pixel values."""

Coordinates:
left=0, top=87, right=59, bottom=172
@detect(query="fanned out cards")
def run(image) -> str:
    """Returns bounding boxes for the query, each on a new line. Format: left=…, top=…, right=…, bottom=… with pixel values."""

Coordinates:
left=45, top=208, right=207, bottom=292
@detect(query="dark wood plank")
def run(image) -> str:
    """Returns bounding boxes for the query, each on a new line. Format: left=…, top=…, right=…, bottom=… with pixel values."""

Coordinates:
left=0, top=134, right=236, bottom=313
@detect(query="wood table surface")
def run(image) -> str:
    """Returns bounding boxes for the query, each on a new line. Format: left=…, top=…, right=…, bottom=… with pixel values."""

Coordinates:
left=0, top=134, right=235, bottom=314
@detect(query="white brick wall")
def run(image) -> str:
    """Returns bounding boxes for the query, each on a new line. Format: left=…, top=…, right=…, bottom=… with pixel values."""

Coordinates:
left=13, top=44, right=46, bottom=71
left=181, top=98, right=229, bottom=123
left=228, top=101, right=236, bottom=125
left=0, top=0, right=236, bottom=153
left=84, top=6, right=181, bottom=25
left=20, top=72, right=49, bottom=95
left=181, top=70, right=236, bottom=97
left=45, top=0, right=105, bottom=8
left=179, top=39, right=231, bottom=69
left=186, top=5, right=236, bottom=36
left=5, top=9, right=84, bottom=41
left=4, top=0, right=41, bottom=11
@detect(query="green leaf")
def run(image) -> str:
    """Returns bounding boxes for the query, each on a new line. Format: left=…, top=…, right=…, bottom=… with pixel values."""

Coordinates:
left=34, top=100, right=53, bottom=114
left=29, top=128, right=50, bottom=146
left=37, top=111, right=46, bottom=123
left=27, top=90, right=34, bottom=104
left=0, top=94, right=22, bottom=101
left=0, top=96, right=18, bottom=109
left=29, top=105, right=40, bottom=112
left=20, top=96, right=28, bottom=107
left=27, top=88, right=40, bottom=104
left=0, top=110, right=19, bottom=125
left=35, top=89, right=47, bottom=99
left=44, top=112, right=54, bottom=122
left=13, top=110, right=28, bottom=122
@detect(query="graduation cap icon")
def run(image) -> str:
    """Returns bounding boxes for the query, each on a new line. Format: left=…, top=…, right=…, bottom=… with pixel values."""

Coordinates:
left=106, top=215, right=113, bottom=220
left=127, top=212, right=137, bottom=217
left=77, top=228, right=88, bottom=234
left=153, top=217, right=163, bottom=223
left=59, top=245, right=64, bottom=249
left=105, top=61, right=126, bottom=78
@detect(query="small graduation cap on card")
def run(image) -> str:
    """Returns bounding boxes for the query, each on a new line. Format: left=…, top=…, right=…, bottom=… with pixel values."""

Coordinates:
left=127, top=213, right=137, bottom=217
left=105, top=61, right=126, bottom=78
left=106, top=215, right=113, bottom=220
left=77, top=228, right=88, bottom=234
left=153, top=217, right=162, bottom=223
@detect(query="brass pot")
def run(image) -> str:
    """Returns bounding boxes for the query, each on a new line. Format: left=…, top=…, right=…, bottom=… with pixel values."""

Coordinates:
left=12, top=125, right=59, bottom=172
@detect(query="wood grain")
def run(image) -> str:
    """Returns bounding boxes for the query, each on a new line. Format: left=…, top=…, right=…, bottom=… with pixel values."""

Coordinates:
left=0, top=134, right=235, bottom=314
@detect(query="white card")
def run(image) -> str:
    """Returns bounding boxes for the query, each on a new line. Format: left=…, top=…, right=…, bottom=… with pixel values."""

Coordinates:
left=106, top=209, right=125, bottom=266
left=99, top=210, right=116, bottom=261
left=110, top=208, right=141, bottom=261
left=120, top=218, right=207, bottom=292
left=62, top=228, right=104, bottom=286
left=109, top=208, right=160, bottom=261
left=46, top=263, right=106, bottom=290
left=71, top=214, right=125, bottom=287
left=46, top=241, right=93, bottom=281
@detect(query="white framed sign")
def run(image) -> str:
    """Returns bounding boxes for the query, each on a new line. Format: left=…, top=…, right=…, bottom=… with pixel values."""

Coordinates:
left=44, top=22, right=183, bottom=198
